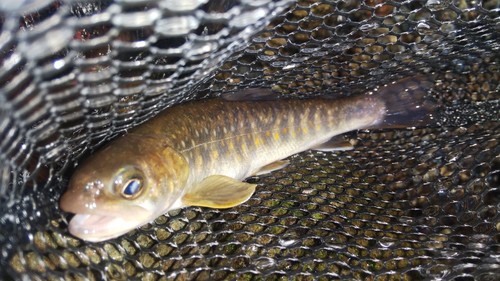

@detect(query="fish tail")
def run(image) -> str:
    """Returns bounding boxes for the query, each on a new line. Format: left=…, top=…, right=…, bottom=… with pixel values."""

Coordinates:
left=372, top=75, right=437, bottom=129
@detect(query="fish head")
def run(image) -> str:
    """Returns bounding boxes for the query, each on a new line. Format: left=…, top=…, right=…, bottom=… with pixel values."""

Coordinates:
left=60, top=135, right=189, bottom=242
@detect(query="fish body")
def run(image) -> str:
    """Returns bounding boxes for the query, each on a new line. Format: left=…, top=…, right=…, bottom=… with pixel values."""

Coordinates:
left=60, top=77, right=435, bottom=242
left=140, top=96, right=384, bottom=186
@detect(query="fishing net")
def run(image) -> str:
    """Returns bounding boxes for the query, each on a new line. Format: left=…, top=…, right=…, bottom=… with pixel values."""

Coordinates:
left=1, top=0, right=499, bottom=280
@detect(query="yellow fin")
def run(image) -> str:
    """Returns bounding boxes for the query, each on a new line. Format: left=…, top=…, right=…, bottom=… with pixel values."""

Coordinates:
left=253, top=160, right=290, bottom=176
left=182, top=175, right=257, bottom=208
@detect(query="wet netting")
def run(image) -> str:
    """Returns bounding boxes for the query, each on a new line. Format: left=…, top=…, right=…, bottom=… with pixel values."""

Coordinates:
left=1, top=0, right=499, bottom=280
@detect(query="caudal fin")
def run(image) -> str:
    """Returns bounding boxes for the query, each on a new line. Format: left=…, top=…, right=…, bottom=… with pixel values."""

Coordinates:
left=371, top=75, right=437, bottom=129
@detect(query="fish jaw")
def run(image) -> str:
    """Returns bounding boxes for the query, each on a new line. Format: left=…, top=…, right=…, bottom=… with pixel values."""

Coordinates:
left=61, top=190, right=156, bottom=242
left=67, top=208, right=153, bottom=242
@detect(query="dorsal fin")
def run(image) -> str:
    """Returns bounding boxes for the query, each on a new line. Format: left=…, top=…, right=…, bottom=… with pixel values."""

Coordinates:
left=221, top=88, right=277, bottom=101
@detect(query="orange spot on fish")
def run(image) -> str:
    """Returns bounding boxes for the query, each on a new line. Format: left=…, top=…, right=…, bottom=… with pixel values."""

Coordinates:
left=265, top=131, right=271, bottom=137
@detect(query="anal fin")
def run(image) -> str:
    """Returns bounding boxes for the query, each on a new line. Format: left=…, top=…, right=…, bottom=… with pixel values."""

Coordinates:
left=253, top=160, right=290, bottom=176
left=311, top=135, right=354, bottom=152
left=182, top=175, right=257, bottom=209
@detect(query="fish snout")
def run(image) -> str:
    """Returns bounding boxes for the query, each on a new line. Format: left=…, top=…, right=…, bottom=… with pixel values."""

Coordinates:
left=60, top=178, right=105, bottom=213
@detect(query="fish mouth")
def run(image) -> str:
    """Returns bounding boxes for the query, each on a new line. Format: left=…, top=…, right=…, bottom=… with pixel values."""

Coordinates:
left=67, top=212, right=149, bottom=242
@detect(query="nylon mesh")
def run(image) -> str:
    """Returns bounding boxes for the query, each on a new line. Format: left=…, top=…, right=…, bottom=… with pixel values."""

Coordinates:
left=0, top=0, right=499, bottom=280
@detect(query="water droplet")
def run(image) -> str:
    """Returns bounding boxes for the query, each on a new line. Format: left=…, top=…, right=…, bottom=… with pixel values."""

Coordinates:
left=359, top=22, right=379, bottom=32
left=331, top=42, right=353, bottom=52
left=425, top=0, right=451, bottom=11
left=437, top=188, right=448, bottom=197
left=282, top=63, right=297, bottom=70
left=253, top=257, right=275, bottom=270
left=185, top=42, right=219, bottom=59
left=278, top=238, right=298, bottom=247
left=53, top=59, right=66, bottom=70
left=398, top=217, right=414, bottom=224
left=301, top=188, right=314, bottom=194
left=378, top=237, right=395, bottom=248
left=416, top=22, right=433, bottom=35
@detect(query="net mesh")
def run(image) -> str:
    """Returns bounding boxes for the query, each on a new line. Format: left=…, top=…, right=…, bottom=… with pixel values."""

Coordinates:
left=1, top=0, right=499, bottom=280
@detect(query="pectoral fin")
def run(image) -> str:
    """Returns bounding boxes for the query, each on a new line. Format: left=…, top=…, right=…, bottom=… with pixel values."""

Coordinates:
left=182, top=175, right=257, bottom=208
left=311, top=136, right=354, bottom=152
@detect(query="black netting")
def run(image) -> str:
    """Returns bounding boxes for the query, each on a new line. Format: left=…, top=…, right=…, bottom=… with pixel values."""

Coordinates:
left=1, top=0, right=499, bottom=280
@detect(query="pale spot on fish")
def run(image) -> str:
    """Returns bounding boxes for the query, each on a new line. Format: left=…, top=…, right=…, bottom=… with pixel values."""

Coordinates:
left=254, top=137, right=263, bottom=147
left=273, top=132, right=280, bottom=141
left=212, top=150, right=219, bottom=159
left=196, top=155, right=203, bottom=168
left=314, top=112, right=320, bottom=121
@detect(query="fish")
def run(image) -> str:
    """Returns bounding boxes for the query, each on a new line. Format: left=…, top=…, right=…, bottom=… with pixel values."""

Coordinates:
left=60, top=76, right=436, bottom=242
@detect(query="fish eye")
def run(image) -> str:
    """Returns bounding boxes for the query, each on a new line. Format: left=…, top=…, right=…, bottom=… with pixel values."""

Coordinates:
left=114, top=167, right=145, bottom=199
left=121, top=178, right=143, bottom=199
